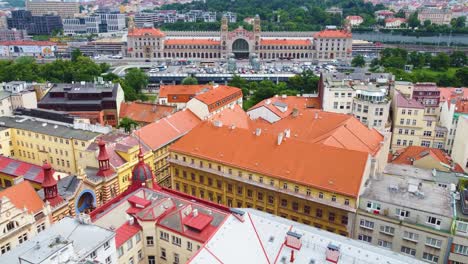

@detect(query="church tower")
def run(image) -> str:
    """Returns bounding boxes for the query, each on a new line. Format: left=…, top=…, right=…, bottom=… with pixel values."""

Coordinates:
left=131, top=148, right=161, bottom=191
left=220, top=15, right=228, bottom=57
left=96, top=139, right=115, bottom=177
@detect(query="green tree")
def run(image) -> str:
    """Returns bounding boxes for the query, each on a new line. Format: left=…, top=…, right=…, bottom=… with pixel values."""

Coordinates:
left=102, top=73, right=120, bottom=82
left=451, top=16, right=466, bottom=28
left=450, top=51, right=467, bottom=67
left=118, top=117, right=139, bottom=133
left=430, top=53, right=450, bottom=71
left=407, top=12, right=420, bottom=28
left=395, top=10, right=406, bottom=18
left=181, top=76, right=198, bottom=85
left=11, top=57, right=41, bottom=82
left=71, top=49, right=83, bottom=62
left=351, top=55, right=366, bottom=67
left=124, top=68, right=149, bottom=93
left=288, top=70, right=319, bottom=93
left=72, top=56, right=101, bottom=81
left=455, top=67, right=468, bottom=86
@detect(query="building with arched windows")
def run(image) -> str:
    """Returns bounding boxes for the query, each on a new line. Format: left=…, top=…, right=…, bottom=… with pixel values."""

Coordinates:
left=126, top=15, right=353, bottom=62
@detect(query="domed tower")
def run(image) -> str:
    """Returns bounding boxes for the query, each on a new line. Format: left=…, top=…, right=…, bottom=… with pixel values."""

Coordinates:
left=254, top=14, right=261, bottom=51
left=96, top=139, right=115, bottom=177
left=42, top=162, right=64, bottom=207
left=131, top=147, right=161, bottom=190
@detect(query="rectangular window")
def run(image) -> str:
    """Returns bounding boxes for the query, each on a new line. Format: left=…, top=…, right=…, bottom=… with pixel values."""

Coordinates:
left=455, top=244, right=468, bottom=256
left=359, top=219, right=374, bottom=230
left=161, top=248, right=166, bottom=260
left=118, top=246, right=124, bottom=258
left=422, top=252, right=439, bottom=263
left=425, top=237, right=442, bottom=249
left=378, top=240, right=392, bottom=249
left=316, top=208, right=322, bottom=218
left=379, top=225, right=395, bottom=235
left=138, top=250, right=143, bottom=260
left=160, top=231, right=169, bottom=241
left=172, top=235, right=181, bottom=246
left=456, top=221, right=468, bottom=233
left=127, top=239, right=133, bottom=250
left=396, top=208, right=410, bottom=218
left=174, top=253, right=180, bottom=264
left=403, top=231, right=419, bottom=242
left=148, top=256, right=156, bottom=264
left=187, top=241, right=193, bottom=251
left=358, top=234, right=372, bottom=243
left=328, top=212, right=335, bottom=222
left=146, top=236, right=154, bottom=246
left=426, top=216, right=441, bottom=227
left=104, top=240, right=110, bottom=249
left=401, top=246, right=416, bottom=256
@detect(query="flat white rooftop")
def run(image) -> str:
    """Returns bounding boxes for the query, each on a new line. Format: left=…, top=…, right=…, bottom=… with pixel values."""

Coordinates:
left=189, top=209, right=425, bottom=264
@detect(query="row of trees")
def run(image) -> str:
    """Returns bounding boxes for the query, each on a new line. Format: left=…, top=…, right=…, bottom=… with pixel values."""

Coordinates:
left=159, top=0, right=386, bottom=31
left=227, top=70, right=319, bottom=109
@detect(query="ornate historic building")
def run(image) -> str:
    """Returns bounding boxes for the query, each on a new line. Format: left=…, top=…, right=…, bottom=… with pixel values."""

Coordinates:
left=127, top=15, right=352, bottom=61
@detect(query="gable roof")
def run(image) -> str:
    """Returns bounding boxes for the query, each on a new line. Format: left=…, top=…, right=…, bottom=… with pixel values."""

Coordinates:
left=252, top=110, right=383, bottom=156
left=0, top=181, right=45, bottom=214
left=170, top=122, right=369, bottom=197
left=193, top=85, right=242, bottom=111
left=119, top=102, right=175, bottom=124
left=389, top=146, right=452, bottom=166
left=135, top=110, right=201, bottom=150
left=159, top=85, right=212, bottom=98
left=395, top=91, right=424, bottom=109
left=209, top=104, right=252, bottom=129
left=128, top=28, right=165, bottom=37
left=313, top=29, right=352, bottom=38
left=248, top=95, right=321, bottom=121
left=0, top=156, right=45, bottom=184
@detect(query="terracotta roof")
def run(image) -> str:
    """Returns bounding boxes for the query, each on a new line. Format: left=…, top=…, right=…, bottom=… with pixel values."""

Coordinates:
left=346, top=15, right=363, bottom=20
left=389, top=146, right=459, bottom=168
left=0, top=181, right=45, bottom=214
left=414, top=82, right=438, bottom=92
left=170, top=122, right=369, bottom=197
left=209, top=104, right=252, bottom=129
left=455, top=100, right=468, bottom=114
left=119, top=102, right=176, bottom=124
left=248, top=95, right=321, bottom=121
left=135, top=110, right=201, bottom=150
left=395, top=92, right=424, bottom=109
left=385, top=18, right=407, bottom=23
left=193, top=85, right=242, bottom=111
left=159, top=84, right=213, bottom=98
left=260, top=39, right=311, bottom=46
left=252, top=110, right=383, bottom=156
left=439, top=87, right=468, bottom=102
left=128, top=27, right=165, bottom=37
left=164, top=39, right=220, bottom=46
left=115, top=222, right=142, bottom=248
left=0, top=41, right=56, bottom=46
left=0, top=156, right=46, bottom=184
left=313, top=29, right=352, bottom=38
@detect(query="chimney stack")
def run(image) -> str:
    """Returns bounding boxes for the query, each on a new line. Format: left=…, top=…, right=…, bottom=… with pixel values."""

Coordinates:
left=255, top=128, right=262, bottom=136
left=284, top=129, right=291, bottom=138
left=277, top=132, right=284, bottom=145
left=193, top=209, right=198, bottom=217
left=314, top=112, right=319, bottom=119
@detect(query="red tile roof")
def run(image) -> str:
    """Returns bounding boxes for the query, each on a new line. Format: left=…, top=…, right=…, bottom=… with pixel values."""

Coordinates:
left=395, top=91, right=424, bottom=109
left=183, top=213, right=213, bottom=231
left=252, top=110, right=384, bottom=156
left=260, top=39, right=311, bottom=46
left=170, top=122, right=369, bottom=197
left=128, top=27, right=165, bottom=37
left=0, top=181, right=45, bottom=214
left=119, top=102, right=175, bottom=124
left=0, top=156, right=46, bottom=184
left=249, top=95, right=321, bottom=120
left=209, top=104, right=252, bottom=129
left=389, top=146, right=452, bottom=166
left=0, top=41, right=56, bottom=46
left=455, top=100, right=468, bottom=114
left=385, top=18, right=407, bottom=23
left=164, top=39, right=220, bottom=46
left=346, top=15, right=363, bottom=20
left=115, top=222, right=142, bottom=248
left=314, top=29, right=352, bottom=38
left=193, top=85, right=242, bottom=112
left=159, top=84, right=213, bottom=99
left=439, top=87, right=468, bottom=102
left=135, top=110, right=201, bottom=150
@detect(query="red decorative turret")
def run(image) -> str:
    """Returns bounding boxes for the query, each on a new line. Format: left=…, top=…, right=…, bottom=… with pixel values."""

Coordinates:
left=42, top=162, right=64, bottom=207
left=131, top=147, right=161, bottom=190
left=97, top=139, right=115, bottom=177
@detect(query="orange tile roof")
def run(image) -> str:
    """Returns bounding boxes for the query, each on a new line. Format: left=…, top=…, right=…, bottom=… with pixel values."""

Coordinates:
left=0, top=181, right=45, bottom=214
left=135, top=109, right=201, bottom=150
left=159, top=85, right=213, bottom=98
left=0, top=40, right=56, bottom=46
left=346, top=15, right=363, bottom=20
left=389, top=146, right=451, bottom=166
left=119, top=102, right=176, bottom=124
left=260, top=39, right=311, bottom=46
left=439, top=87, right=468, bottom=102
left=385, top=18, right=407, bottom=23
left=193, top=85, right=242, bottom=111
left=170, top=122, right=369, bottom=197
left=249, top=95, right=321, bottom=120
left=164, top=39, right=221, bottom=46
left=252, top=110, right=384, bottom=156
left=455, top=100, right=468, bottom=114
left=128, top=27, right=165, bottom=37
left=314, top=29, right=352, bottom=38
left=209, top=104, right=252, bottom=129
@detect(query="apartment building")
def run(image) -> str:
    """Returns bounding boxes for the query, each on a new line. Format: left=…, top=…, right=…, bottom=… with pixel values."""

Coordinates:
left=38, top=81, right=124, bottom=126
left=450, top=188, right=468, bottom=263
left=135, top=109, right=201, bottom=187
left=0, top=181, right=52, bottom=256
left=7, top=10, right=62, bottom=35
left=119, top=101, right=176, bottom=125
left=169, top=121, right=375, bottom=237
left=2, top=81, right=38, bottom=110
left=438, top=87, right=468, bottom=153
left=452, top=115, right=468, bottom=173
left=2, top=216, right=116, bottom=263
left=320, top=72, right=393, bottom=130
left=63, top=12, right=125, bottom=35
left=345, top=15, right=364, bottom=26
left=90, top=174, right=230, bottom=264
left=25, top=0, right=79, bottom=19
left=355, top=165, right=456, bottom=263
left=190, top=208, right=425, bottom=264
left=0, top=29, right=27, bottom=41
left=0, top=114, right=103, bottom=174
left=185, top=85, right=242, bottom=119
left=417, top=7, right=452, bottom=25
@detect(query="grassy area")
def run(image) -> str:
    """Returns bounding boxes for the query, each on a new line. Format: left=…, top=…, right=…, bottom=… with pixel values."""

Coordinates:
left=411, top=67, right=459, bottom=79
left=385, top=67, right=462, bottom=86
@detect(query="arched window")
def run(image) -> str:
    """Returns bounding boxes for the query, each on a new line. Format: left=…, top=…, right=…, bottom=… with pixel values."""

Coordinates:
left=4, top=221, right=17, bottom=233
